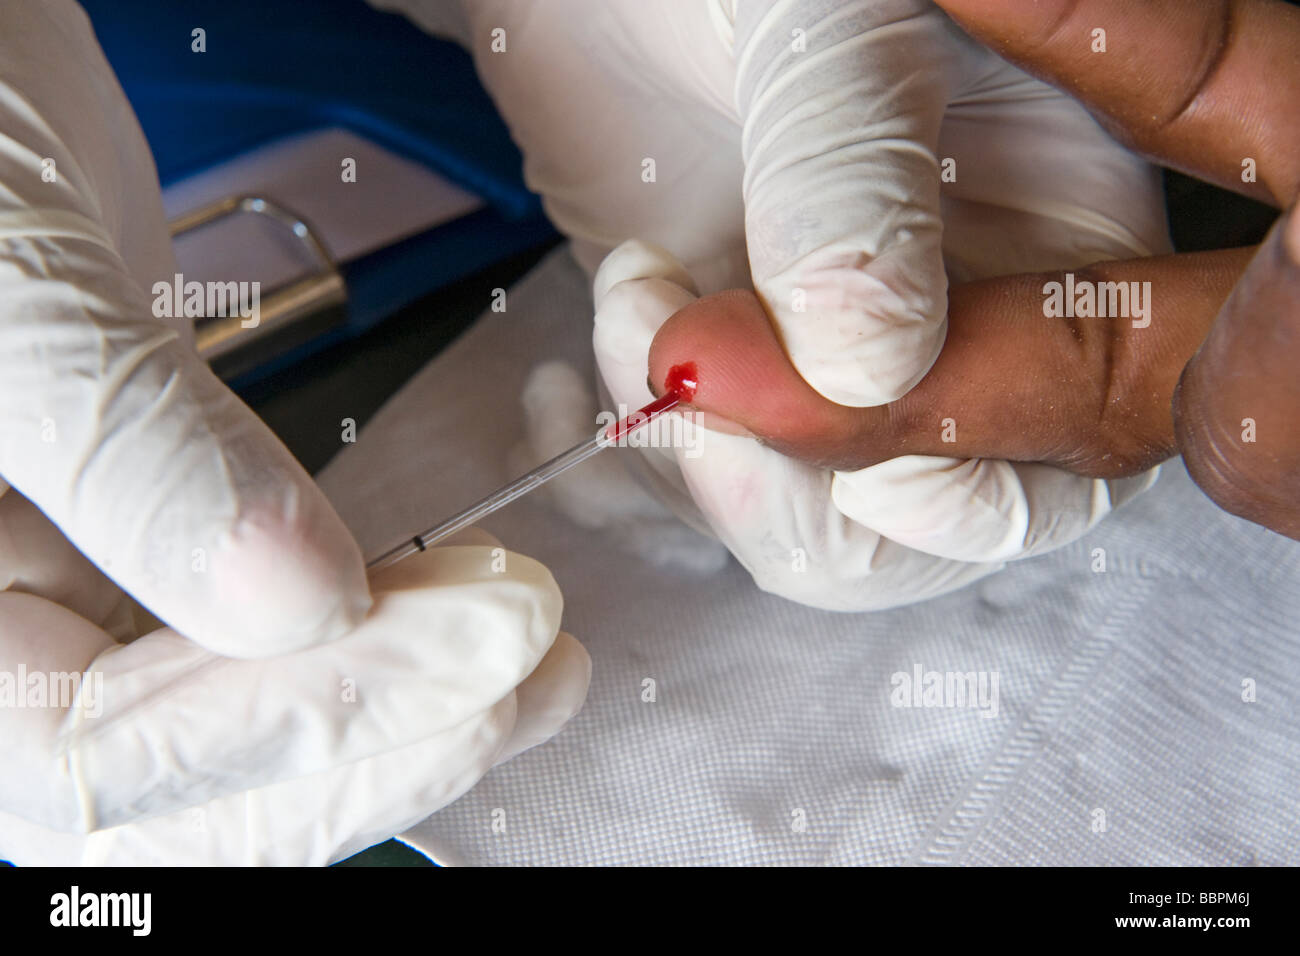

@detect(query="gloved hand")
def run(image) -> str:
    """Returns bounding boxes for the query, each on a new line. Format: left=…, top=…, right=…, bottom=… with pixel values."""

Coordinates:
left=0, top=0, right=588, bottom=864
left=0, top=493, right=588, bottom=865
left=376, top=0, right=1171, bottom=608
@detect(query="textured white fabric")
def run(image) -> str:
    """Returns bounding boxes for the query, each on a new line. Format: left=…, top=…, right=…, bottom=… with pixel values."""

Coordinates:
left=319, top=248, right=1300, bottom=865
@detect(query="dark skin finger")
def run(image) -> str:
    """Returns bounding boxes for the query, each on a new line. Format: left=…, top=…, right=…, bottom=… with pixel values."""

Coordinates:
left=650, top=248, right=1252, bottom=478
left=932, top=0, right=1300, bottom=206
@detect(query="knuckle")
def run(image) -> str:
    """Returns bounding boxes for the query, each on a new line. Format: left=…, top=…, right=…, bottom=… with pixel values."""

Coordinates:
left=1174, top=388, right=1295, bottom=526
left=1178, top=425, right=1279, bottom=522
left=1050, top=266, right=1172, bottom=479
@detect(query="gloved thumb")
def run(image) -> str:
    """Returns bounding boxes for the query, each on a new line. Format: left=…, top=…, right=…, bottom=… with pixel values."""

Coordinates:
left=0, top=231, right=370, bottom=658
left=734, top=0, right=974, bottom=406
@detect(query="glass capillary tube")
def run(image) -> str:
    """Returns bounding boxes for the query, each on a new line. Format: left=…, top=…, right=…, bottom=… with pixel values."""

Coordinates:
left=366, top=392, right=681, bottom=574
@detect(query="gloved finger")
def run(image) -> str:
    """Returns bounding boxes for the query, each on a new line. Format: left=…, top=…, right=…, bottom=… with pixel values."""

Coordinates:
left=0, top=2, right=371, bottom=657
left=649, top=250, right=1254, bottom=477
left=831, top=455, right=1156, bottom=563
left=736, top=0, right=973, bottom=405
left=933, top=0, right=1300, bottom=207
left=1175, top=207, right=1300, bottom=539
left=673, top=422, right=1005, bottom=606
left=0, top=693, right=519, bottom=866
left=593, top=242, right=713, bottom=532
left=593, top=242, right=700, bottom=405
left=0, top=485, right=139, bottom=639
left=492, top=631, right=591, bottom=765
left=936, top=60, right=1171, bottom=282
left=134, top=630, right=592, bottom=864
left=0, top=636, right=588, bottom=867
left=0, top=544, right=562, bottom=832
left=0, top=238, right=371, bottom=659
left=0, top=591, right=118, bottom=829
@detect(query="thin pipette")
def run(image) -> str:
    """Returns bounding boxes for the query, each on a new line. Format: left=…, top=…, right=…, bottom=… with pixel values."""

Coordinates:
left=365, top=366, right=696, bottom=574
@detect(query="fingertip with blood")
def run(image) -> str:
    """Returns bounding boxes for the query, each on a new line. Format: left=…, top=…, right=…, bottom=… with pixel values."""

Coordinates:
left=647, top=289, right=867, bottom=455
left=663, top=361, right=699, bottom=403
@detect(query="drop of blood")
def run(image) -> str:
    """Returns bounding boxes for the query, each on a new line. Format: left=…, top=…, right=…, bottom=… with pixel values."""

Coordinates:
left=664, top=361, right=699, bottom=402
left=603, top=362, right=700, bottom=443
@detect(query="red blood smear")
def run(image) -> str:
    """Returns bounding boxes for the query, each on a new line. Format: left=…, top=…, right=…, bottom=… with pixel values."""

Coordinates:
left=602, top=362, right=699, bottom=443
left=664, top=361, right=699, bottom=402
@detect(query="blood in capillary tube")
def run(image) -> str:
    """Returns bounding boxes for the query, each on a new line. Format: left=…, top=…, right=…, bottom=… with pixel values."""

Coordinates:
left=603, top=361, right=700, bottom=443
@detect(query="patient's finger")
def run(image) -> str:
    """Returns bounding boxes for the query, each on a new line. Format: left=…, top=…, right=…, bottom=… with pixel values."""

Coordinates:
left=649, top=248, right=1254, bottom=477
left=933, top=0, right=1300, bottom=206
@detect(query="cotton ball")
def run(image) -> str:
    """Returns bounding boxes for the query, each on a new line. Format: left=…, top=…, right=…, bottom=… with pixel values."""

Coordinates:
left=618, top=518, right=730, bottom=574
left=517, top=360, right=728, bottom=574
left=519, top=360, right=662, bottom=528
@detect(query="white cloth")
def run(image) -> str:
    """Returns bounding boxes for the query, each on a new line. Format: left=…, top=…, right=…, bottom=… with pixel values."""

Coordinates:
left=320, top=247, right=1300, bottom=865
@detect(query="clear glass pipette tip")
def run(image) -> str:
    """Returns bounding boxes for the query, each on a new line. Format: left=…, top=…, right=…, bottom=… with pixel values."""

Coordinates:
left=365, top=392, right=680, bottom=574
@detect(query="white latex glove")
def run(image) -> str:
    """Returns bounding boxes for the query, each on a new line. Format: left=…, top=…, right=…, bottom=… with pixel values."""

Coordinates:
left=0, top=1, right=589, bottom=863
left=369, top=0, right=1171, bottom=608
